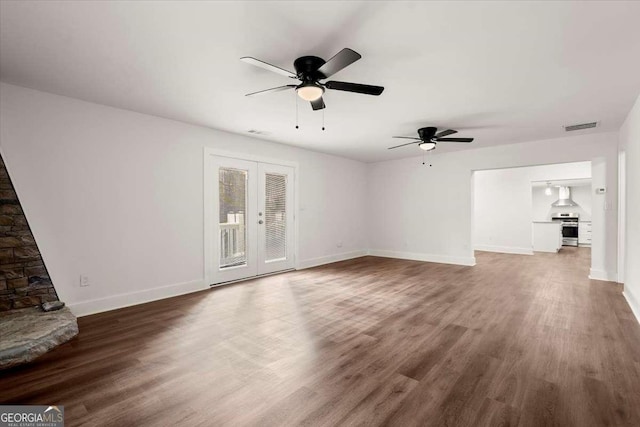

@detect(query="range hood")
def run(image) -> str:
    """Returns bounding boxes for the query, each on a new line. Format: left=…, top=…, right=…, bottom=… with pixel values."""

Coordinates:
left=552, top=186, right=578, bottom=207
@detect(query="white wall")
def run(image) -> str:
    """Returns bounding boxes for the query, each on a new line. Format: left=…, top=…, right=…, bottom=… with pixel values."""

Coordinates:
left=531, top=184, right=592, bottom=222
left=1, top=81, right=630, bottom=318
left=0, top=83, right=368, bottom=315
left=368, top=132, right=619, bottom=280
left=473, top=162, right=591, bottom=255
left=619, top=93, right=640, bottom=323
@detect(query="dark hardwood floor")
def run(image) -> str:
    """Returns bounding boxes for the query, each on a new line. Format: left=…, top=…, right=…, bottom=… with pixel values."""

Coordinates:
left=2, top=248, right=640, bottom=426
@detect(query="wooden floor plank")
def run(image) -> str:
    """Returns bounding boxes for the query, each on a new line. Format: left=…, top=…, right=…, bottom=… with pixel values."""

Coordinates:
left=2, top=247, right=640, bottom=426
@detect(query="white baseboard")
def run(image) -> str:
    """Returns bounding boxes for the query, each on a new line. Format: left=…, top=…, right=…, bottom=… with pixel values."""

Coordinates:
left=296, top=250, right=368, bottom=270
left=68, top=279, right=208, bottom=317
left=368, top=249, right=476, bottom=266
left=623, top=290, right=640, bottom=325
left=71, top=251, right=369, bottom=316
left=474, top=245, right=534, bottom=255
left=589, top=269, right=618, bottom=282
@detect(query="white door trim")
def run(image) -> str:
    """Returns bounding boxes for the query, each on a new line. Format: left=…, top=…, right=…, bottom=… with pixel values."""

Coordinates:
left=203, top=147, right=299, bottom=285
left=618, top=150, right=626, bottom=284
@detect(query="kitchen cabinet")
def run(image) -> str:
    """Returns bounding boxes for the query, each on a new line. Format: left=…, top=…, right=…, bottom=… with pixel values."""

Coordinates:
left=532, top=222, right=562, bottom=253
left=579, top=221, right=592, bottom=246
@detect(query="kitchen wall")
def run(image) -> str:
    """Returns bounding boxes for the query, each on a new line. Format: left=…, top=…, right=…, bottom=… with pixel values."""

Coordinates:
left=619, top=92, right=640, bottom=323
left=367, top=133, right=618, bottom=281
left=474, top=162, right=591, bottom=255
left=0, top=83, right=368, bottom=316
left=531, top=184, right=592, bottom=222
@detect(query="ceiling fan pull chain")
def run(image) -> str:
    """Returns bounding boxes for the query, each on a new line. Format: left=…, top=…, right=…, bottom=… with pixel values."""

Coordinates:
left=322, top=110, right=325, bottom=131
left=422, top=151, right=433, bottom=167
left=295, top=92, right=299, bottom=129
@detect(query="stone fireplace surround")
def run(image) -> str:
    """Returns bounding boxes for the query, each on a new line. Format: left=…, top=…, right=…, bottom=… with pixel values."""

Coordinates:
left=0, top=153, right=77, bottom=369
left=0, top=154, right=59, bottom=311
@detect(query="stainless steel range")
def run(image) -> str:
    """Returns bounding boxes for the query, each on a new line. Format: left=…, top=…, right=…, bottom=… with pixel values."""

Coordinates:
left=552, top=212, right=579, bottom=247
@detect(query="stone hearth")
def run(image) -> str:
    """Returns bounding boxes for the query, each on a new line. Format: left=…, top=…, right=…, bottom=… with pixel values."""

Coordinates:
left=0, top=306, right=78, bottom=369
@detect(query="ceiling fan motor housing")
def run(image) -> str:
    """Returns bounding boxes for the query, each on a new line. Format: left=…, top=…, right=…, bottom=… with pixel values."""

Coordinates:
left=418, top=127, right=438, bottom=141
left=294, top=56, right=327, bottom=81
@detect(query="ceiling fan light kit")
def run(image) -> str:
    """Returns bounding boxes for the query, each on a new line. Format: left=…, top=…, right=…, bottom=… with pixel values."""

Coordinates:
left=419, top=142, right=436, bottom=151
left=296, top=82, right=324, bottom=101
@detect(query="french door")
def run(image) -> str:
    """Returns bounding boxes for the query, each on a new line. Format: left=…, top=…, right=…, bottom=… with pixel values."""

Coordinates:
left=207, top=155, right=295, bottom=285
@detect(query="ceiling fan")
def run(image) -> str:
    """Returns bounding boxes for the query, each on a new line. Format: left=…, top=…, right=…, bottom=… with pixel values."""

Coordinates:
left=388, top=127, right=474, bottom=151
left=240, top=48, right=384, bottom=111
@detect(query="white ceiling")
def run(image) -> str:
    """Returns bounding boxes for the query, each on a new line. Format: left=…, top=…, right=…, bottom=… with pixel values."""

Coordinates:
left=2, top=1, right=640, bottom=162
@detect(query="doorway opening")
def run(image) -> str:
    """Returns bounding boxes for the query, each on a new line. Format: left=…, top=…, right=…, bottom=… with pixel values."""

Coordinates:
left=471, top=161, right=594, bottom=277
left=531, top=178, right=592, bottom=249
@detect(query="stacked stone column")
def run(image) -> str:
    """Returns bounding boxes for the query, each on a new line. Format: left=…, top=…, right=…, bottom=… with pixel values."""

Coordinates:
left=0, top=155, right=58, bottom=311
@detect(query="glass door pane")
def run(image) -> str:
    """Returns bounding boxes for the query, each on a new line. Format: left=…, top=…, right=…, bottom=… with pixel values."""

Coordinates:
left=257, top=163, right=295, bottom=275
left=265, top=173, right=287, bottom=261
left=219, top=168, right=247, bottom=269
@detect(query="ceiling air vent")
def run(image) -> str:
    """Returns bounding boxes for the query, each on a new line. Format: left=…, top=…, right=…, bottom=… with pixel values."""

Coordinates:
left=564, top=122, right=598, bottom=132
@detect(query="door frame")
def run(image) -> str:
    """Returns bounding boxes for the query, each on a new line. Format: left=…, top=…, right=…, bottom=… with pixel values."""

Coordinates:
left=618, top=150, right=626, bottom=284
left=203, top=147, right=299, bottom=286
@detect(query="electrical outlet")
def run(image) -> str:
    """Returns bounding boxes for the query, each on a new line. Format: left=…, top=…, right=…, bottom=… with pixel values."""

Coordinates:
left=80, top=275, right=90, bottom=287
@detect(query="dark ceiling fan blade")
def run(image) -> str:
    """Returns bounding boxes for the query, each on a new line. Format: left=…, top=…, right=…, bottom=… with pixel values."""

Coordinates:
left=435, top=137, right=474, bottom=143
left=325, top=81, right=384, bottom=96
left=245, top=85, right=296, bottom=97
left=392, top=136, right=421, bottom=140
left=388, top=141, right=420, bottom=150
left=240, top=57, right=297, bottom=79
left=310, top=97, right=326, bottom=111
left=435, top=129, right=457, bottom=138
left=317, top=48, right=362, bottom=78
